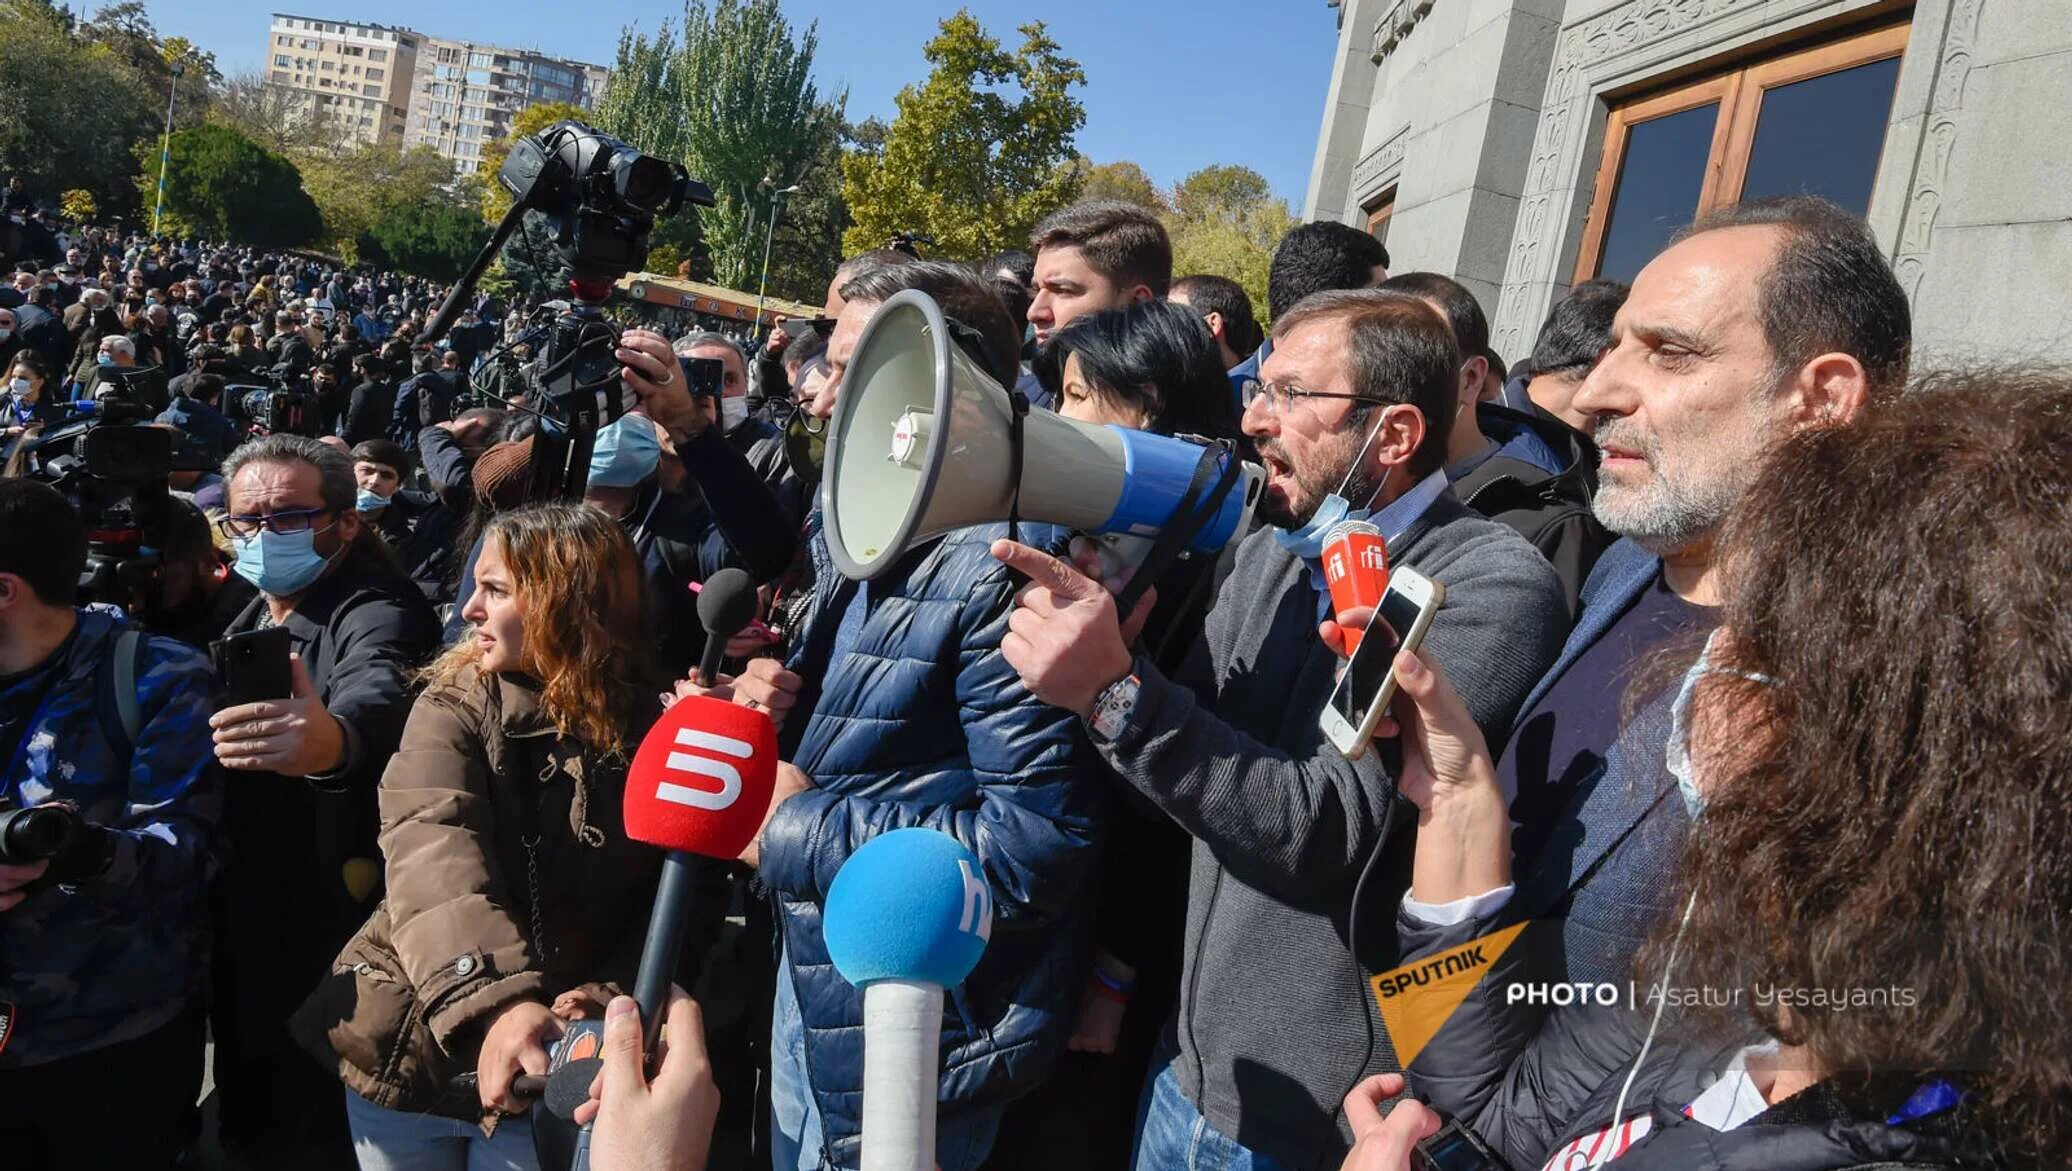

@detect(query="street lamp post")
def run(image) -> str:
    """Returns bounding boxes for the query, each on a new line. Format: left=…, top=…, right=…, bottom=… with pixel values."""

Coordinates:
left=753, top=180, right=802, bottom=331
left=152, top=60, right=187, bottom=236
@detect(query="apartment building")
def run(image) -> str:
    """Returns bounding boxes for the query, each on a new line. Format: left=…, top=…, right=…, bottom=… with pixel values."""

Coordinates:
left=402, top=38, right=611, bottom=177
left=262, top=13, right=419, bottom=147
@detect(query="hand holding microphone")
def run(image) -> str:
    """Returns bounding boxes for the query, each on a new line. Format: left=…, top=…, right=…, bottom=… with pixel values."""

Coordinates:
left=824, top=828, right=995, bottom=1171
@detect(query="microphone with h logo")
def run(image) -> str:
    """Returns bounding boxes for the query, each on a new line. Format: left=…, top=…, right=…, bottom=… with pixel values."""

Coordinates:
left=823, top=828, right=995, bottom=1171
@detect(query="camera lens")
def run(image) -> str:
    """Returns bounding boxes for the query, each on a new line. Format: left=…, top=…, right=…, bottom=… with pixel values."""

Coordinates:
left=616, top=152, right=670, bottom=213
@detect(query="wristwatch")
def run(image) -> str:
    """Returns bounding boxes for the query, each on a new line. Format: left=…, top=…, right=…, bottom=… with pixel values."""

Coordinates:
left=1088, top=671, right=1143, bottom=743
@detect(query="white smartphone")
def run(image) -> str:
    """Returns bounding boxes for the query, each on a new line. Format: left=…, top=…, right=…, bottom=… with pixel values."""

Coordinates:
left=1319, top=567, right=1446, bottom=760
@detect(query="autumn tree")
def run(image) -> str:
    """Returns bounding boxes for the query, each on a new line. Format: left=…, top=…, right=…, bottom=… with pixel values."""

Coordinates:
left=298, top=143, right=455, bottom=258
left=842, top=12, right=1085, bottom=261
left=592, top=0, right=844, bottom=296
left=1072, top=159, right=1164, bottom=210
left=1164, top=164, right=1294, bottom=323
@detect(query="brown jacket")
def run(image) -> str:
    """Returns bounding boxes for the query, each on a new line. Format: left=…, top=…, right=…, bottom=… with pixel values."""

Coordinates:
left=291, top=667, right=722, bottom=1117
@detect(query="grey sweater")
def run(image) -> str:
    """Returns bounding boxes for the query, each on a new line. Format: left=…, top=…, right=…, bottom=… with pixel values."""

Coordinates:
left=1096, top=490, right=1569, bottom=1169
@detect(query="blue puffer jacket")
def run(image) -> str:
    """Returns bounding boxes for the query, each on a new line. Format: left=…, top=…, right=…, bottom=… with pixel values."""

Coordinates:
left=762, top=519, right=1107, bottom=1168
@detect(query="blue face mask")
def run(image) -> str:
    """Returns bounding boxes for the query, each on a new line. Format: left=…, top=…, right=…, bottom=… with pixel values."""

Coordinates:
left=95, top=354, right=113, bottom=367
left=231, top=524, right=339, bottom=597
left=1663, top=628, right=1776, bottom=820
left=355, top=487, right=392, bottom=513
left=588, top=415, right=661, bottom=488
left=1271, top=410, right=1390, bottom=560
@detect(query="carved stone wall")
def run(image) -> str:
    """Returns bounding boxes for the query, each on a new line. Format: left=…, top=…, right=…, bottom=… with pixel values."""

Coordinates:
left=1486, top=0, right=1968, bottom=355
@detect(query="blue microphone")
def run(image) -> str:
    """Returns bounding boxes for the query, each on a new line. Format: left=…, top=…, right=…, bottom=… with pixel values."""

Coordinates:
left=824, top=828, right=993, bottom=1171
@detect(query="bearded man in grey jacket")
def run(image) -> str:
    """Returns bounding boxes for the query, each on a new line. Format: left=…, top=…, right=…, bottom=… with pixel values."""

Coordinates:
left=995, top=289, right=1570, bottom=1170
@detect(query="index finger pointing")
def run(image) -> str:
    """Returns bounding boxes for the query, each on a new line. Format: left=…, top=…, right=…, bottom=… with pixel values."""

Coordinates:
left=990, top=539, right=1097, bottom=601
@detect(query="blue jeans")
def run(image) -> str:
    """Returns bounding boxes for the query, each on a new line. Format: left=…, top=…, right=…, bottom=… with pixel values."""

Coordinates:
left=768, top=945, right=1003, bottom=1171
left=1131, top=1064, right=1291, bottom=1171
left=344, top=1088, right=538, bottom=1171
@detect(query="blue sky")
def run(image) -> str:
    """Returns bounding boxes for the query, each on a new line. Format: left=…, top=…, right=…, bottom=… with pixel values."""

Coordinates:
left=151, top=0, right=1343, bottom=205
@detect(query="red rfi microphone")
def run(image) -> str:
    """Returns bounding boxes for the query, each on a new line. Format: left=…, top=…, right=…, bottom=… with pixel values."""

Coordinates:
left=623, top=695, right=779, bottom=1056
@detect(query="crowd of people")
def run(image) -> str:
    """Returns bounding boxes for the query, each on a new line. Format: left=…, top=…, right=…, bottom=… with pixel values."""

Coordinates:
left=0, top=180, right=2066, bottom=1171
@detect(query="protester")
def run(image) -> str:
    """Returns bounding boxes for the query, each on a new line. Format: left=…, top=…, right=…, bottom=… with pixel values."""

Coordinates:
left=1381, top=272, right=1610, bottom=609
left=1231, top=221, right=1390, bottom=399
left=0, top=478, right=222, bottom=1169
left=292, top=501, right=723, bottom=1168
left=665, top=260, right=1106, bottom=1171
left=994, top=288, right=1567, bottom=1167
left=1364, top=366, right=2068, bottom=1171
left=1483, top=197, right=1913, bottom=990
left=206, top=434, right=442, bottom=1162
left=1170, top=272, right=1265, bottom=370
left=1027, top=199, right=1172, bottom=349
left=990, top=297, right=1247, bottom=1169
left=2, top=351, right=65, bottom=442
left=1520, top=278, right=1630, bottom=431
left=341, top=351, right=397, bottom=445
left=156, top=370, right=242, bottom=466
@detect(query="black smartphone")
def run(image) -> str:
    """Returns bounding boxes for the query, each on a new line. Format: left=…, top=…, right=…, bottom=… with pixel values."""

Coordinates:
left=212, top=627, right=294, bottom=706
left=681, top=355, right=726, bottom=400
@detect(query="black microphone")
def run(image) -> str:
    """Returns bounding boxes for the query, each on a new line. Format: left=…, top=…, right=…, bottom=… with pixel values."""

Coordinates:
left=695, top=567, right=758, bottom=687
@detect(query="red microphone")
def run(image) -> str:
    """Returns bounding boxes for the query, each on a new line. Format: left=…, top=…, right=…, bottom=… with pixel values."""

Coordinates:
left=623, top=694, right=779, bottom=1055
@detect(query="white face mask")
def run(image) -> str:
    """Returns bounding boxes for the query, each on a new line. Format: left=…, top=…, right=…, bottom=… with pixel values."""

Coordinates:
left=721, top=395, right=748, bottom=432
left=9, top=377, right=30, bottom=395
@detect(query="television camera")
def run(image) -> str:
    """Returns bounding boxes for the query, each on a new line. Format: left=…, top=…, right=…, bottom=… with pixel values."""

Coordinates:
left=418, top=120, right=715, bottom=501
left=19, top=400, right=175, bottom=610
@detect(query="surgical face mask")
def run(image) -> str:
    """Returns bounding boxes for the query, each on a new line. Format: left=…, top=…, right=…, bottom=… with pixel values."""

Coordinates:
left=721, top=395, right=748, bottom=432
left=1272, top=409, right=1390, bottom=560
left=355, top=487, right=392, bottom=513
left=96, top=354, right=114, bottom=366
left=783, top=408, right=826, bottom=483
left=587, top=414, right=662, bottom=488
left=1663, top=627, right=1775, bottom=820
left=0, top=328, right=11, bottom=343
left=231, top=523, right=340, bottom=597
left=9, top=377, right=31, bottom=396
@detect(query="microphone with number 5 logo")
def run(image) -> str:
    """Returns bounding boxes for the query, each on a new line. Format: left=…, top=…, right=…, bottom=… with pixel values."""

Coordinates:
left=824, top=828, right=994, bottom=1171
left=622, top=694, right=779, bottom=1056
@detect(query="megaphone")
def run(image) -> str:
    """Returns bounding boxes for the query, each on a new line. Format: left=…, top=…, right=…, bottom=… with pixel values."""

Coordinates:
left=824, top=290, right=1264, bottom=583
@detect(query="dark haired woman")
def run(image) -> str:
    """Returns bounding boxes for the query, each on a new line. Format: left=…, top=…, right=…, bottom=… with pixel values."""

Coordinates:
left=1336, top=368, right=2072, bottom=1171
left=989, top=299, right=1249, bottom=1169
left=294, top=502, right=723, bottom=1171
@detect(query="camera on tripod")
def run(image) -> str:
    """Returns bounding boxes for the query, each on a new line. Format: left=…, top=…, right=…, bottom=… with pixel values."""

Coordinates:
left=418, top=120, right=715, bottom=502
left=26, top=403, right=173, bottom=608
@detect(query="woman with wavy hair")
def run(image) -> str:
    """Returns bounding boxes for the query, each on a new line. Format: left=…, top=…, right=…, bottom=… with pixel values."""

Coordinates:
left=294, top=501, right=724, bottom=1171
left=1335, top=368, right=2072, bottom=1171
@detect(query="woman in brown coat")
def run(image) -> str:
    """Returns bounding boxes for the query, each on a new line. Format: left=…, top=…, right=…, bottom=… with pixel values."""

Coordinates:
left=293, top=500, right=722, bottom=1170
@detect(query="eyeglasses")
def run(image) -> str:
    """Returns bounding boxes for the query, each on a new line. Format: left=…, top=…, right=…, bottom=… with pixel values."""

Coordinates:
left=217, top=507, right=335, bottom=539
left=1242, top=378, right=1393, bottom=418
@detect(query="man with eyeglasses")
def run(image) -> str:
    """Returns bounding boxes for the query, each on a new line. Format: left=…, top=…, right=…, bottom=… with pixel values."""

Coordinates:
left=204, top=433, right=441, bottom=1164
left=993, top=288, right=1568, bottom=1170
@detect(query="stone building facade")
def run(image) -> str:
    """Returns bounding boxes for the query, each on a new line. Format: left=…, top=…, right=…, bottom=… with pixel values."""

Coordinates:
left=1303, top=0, right=2070, bottom=363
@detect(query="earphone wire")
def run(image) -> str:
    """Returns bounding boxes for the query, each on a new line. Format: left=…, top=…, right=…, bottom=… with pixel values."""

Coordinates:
left=1589, top=888, right=1700, bottom=1171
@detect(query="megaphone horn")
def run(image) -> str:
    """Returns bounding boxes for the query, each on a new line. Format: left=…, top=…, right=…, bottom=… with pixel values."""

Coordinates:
left=824, top=290, right=1264, bottom=582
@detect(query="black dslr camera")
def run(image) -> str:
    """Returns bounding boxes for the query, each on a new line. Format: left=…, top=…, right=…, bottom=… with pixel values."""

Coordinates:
left=418, top=120, right=715, bottom=501
left=27, top=403, right=173, bottom=609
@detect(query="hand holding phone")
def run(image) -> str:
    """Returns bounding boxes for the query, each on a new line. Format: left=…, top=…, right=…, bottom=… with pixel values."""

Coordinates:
left=1319, top=568, right=1445, bottom=760
left=211, top=627, right=294, bottom=706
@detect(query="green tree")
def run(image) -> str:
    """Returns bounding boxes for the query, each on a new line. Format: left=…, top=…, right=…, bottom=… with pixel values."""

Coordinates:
left=84, top=3, right=217, bottom=128
left=1163, top=164, right=1293, bottom=322
left=1073, top=159, right=1165, bottom=210
left=299, top=142, right=456, bottom=257
left=842, top=12, right=1086, bottom=260
left=0, top=1, right=154, bottom=215
left=359, top=200, right=491, bottom=281
left=134, top=123, right=319, bottom=246
left=593, top=0, right=844, bottom=295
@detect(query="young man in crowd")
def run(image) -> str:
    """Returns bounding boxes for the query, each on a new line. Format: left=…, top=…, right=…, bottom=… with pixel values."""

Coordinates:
left=1027, top=199, right=1172, bottom=350
left=995, top=289, right=1567, bottom=1168
left=1383, top=271, right=1610, bottom=609
left=1170, top=272, right=1265, bottom=370
left=0, top=480, right=222, bottom=1169
left=1230, top=221, right=1390, bottom=398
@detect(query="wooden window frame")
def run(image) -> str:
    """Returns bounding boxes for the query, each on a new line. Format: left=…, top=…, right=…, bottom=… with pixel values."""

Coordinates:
left=1365, top=186, right=1398, bottom=246
left=1575, top=21, right=1909, bottom=282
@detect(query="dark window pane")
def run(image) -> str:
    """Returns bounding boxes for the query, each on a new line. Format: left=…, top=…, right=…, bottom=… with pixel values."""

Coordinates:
left=1594, top=102, right=1719, bottom=282
left=1738, top=57, right=1902, bottom=215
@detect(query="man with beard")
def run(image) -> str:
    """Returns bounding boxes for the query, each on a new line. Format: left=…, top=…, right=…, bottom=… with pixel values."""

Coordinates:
left=1464, top=197, right=1911, bottom=987
left=993, top=288, right=1567, bottom=1168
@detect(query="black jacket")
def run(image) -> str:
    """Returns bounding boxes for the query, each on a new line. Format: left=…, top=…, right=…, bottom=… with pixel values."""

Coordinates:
left=212, top=543, right=443, bottom=1116
left=1398, top=909, right=1994, bottom=1171
left=1451, top=403, right=1612, bottom=615
left=341, top=378, right=395, bottom=445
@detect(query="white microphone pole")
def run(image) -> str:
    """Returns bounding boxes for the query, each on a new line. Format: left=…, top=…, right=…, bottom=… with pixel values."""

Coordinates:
left=860, top=979, right=943, bottom=1171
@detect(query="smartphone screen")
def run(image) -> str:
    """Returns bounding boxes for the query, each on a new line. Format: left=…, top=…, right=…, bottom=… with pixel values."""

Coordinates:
left=1328, top=584, right=1427, bottom=724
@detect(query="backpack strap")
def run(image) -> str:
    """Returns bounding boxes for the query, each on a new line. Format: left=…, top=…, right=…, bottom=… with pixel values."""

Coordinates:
left=95, top=627, right=146, bottom=767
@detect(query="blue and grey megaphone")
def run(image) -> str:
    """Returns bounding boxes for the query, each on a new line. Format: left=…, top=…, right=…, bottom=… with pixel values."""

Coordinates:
left=823, top=289, right=1265, bottom=582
